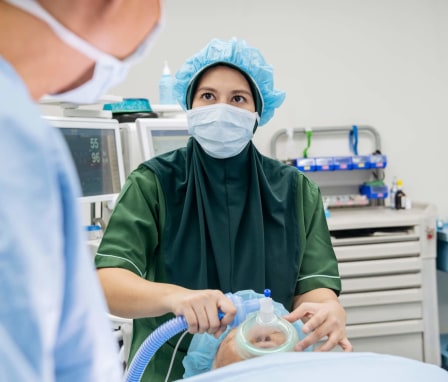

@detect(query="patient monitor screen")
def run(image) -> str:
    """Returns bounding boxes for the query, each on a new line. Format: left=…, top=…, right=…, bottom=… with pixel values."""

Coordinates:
left=60, top=128, right=122, bottom=199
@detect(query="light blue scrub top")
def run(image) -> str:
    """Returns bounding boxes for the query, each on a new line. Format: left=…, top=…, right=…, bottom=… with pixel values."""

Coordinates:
left=0, top=57, right=122, bottom=381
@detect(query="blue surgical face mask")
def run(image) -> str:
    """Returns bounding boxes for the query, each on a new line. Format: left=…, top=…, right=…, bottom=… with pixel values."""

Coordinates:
left=6, top=0, right=162, bottom=104
left=187, top=104, right=259, bottom=159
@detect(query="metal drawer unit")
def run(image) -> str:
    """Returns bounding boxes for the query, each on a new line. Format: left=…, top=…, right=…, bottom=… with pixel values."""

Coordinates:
left=327, top=203, right=441, bottom=365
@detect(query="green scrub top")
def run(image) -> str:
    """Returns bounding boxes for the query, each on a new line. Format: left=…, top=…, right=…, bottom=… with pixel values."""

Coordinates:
left=95, top=139, right=340, bottom=382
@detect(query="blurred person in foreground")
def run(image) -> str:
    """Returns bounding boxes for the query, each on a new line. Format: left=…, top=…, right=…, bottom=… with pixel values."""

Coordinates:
left=0, top=0, right=162, bottom=380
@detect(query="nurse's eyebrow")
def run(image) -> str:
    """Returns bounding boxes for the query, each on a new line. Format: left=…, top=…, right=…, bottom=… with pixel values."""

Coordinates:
left=196, top=86, right=217, bottom=93
left=196, top=87, right=252, bottom=97
left=230, top=89, right=252, bottom=96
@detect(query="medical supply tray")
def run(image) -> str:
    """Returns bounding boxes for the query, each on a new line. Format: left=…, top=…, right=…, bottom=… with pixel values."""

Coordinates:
left=270, top=125, right=387, bottom=206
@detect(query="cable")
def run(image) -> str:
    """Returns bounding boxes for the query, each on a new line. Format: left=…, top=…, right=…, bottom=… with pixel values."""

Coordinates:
left=164, top=330, right=189, bottom=382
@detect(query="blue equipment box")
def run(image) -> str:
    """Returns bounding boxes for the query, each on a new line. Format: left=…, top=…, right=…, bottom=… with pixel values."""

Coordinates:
left=437, top=228, right=448, bottom=272
left=296, top=158, right=316, bottom=172
left=315, top=157, right=335, bottom=171
left=333, top=156, right=353, bottom=170
left=369, top=154, right=387, bottom=169
left=359, top=183, right=388, bottom=199
left=292, top=155, right=387, bottom=172
left=441, top=334, right=448, bottom=370
left=352, top=155, right=371, bottom=170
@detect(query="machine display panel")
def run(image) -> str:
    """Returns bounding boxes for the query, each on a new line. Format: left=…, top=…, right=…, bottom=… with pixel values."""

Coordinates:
left=136, top=118, right=190, bottom=160
left=44, top=116, right=125, bottom=203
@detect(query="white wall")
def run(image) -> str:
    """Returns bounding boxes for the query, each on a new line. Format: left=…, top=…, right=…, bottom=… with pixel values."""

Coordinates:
left=111, top=0, right=448, bottom=218
left=110, top=0, right=448, bottom=332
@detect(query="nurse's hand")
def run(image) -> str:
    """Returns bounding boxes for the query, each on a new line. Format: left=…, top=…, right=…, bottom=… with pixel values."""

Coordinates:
left=283, top=289, right=353, bottom=352
left=168, top=289, right=237, bottom=338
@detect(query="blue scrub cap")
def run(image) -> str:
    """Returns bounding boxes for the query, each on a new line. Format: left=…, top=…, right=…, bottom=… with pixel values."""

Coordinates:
left=182, top=290, right=310, bottom=378
left=173, top=38, right=286, bottom=126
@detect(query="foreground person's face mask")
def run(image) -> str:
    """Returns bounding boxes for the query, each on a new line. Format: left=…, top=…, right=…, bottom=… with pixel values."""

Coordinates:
left=5, top=0, right=162, bottom=104
left=187, top=103, right=259, bottom=159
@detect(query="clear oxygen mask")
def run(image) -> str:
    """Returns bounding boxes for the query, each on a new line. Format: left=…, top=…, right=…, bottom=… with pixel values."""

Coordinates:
left=234, top=292, right=299, bottom=359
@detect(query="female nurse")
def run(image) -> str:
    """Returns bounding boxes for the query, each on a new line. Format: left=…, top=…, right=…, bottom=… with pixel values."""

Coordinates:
left=95, top=38, right=352, bottom=382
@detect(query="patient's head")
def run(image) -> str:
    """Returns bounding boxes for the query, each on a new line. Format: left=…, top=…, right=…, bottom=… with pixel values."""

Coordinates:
left=182, top=290, right=310, bottom=379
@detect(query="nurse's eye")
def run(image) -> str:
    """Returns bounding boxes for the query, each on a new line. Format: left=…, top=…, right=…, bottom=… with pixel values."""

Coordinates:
left=232, top=95, right=246, bottom=104
left=199, top=92, right=215, bottom=101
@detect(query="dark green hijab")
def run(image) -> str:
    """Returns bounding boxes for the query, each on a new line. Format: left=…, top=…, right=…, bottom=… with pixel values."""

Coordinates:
left=144, top=139, right=300, bottom=309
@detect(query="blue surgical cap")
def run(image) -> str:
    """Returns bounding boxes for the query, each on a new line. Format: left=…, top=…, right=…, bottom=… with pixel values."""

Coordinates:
left=182, top=290, right=311, bottom=379
left=173, top=38, right=286, bottom=126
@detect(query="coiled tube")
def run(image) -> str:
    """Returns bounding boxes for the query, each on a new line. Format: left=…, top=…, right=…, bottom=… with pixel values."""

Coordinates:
left=124, top=293, right=260, bottom=382
left=125, top=315, right=188, bottom=382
